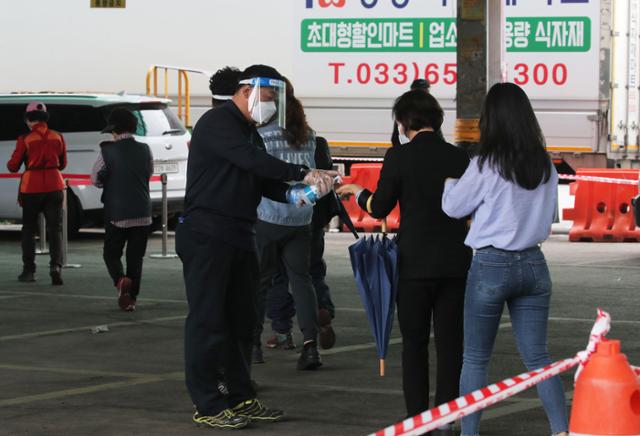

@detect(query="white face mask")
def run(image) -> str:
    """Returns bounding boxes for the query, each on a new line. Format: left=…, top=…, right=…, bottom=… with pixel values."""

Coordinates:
left=251, top=101, right=277, bottom=125
left=248, top=86, right=277, bottom=125
left=397, top=123, right=410, bottom=145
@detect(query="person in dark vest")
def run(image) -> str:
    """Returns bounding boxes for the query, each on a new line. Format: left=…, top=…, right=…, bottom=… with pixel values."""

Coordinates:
left=91, top=108, right=153, bottom=312
left=6, top=101, right=67, bottom=285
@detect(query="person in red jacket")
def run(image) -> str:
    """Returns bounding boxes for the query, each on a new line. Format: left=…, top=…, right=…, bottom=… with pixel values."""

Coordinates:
left=6, top=102, right=67, bottom=285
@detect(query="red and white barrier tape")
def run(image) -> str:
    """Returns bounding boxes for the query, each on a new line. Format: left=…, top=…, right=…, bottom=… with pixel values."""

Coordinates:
left=558, top=174, right=639, bottom=186
left=370, top=309, right=612, bottom=436
left=0, top=174, right=162, bottom=185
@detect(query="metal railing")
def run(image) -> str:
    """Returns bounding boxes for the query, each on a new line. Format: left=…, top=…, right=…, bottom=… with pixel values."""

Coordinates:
left=145, top=65, right=211, bottom=128
left=149, top=173, right=178, bottom=259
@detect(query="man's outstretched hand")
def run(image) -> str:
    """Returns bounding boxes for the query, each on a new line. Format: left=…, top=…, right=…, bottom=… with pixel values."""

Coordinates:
left=303, top=169, right=340, bottom=196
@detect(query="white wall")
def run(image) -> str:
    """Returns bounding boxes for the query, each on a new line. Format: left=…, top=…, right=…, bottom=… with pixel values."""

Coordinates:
left=0, top=0, right=295, bottom=96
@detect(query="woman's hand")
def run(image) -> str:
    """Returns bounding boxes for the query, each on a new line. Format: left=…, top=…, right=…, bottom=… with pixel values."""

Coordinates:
left=336, top=184, right=363, bottom=199
left=444, top=177, right=459, bottom=185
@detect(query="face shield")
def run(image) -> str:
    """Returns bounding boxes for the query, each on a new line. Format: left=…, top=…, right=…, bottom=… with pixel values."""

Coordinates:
left=239, top=77, right=286, bottom=128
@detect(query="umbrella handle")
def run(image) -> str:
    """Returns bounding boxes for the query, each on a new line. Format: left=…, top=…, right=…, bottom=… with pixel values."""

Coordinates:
left=381, top=219, right=387, bottom=236
left=380, top=359, right=385, bottom=377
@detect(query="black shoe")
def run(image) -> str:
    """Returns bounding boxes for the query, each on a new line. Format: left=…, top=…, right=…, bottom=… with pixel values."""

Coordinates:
left=18, top=270, right=35, bottom=282
left=50, top=267, right=63, bottom=286
left=297, top=341, right=322, bottom=370
left=193, top=410, right=249, bottom=429
left=252, top=345, right=265, bottom=364
left=231, top=398, right=284, bottom=423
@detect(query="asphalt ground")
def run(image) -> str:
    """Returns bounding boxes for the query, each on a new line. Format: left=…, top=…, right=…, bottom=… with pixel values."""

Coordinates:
left=1, top=227, right=639, bottom=436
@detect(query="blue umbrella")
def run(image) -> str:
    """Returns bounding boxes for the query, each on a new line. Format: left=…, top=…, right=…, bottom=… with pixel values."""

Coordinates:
left=349, top=232, right=399, bottom=376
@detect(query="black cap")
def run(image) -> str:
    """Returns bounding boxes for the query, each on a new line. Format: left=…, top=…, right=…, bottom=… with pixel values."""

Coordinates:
left=239, top=64, right=283, bottom=82
left=102, top=108, right=138, bottom=134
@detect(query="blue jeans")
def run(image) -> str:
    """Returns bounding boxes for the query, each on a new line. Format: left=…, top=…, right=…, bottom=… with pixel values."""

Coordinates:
left=460, top=246, right=568, bottom=436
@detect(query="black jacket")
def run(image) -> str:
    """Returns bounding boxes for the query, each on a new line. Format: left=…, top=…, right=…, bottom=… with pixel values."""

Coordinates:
left=391, top=122, right=445, bottom=147
left=100, top=138, right=152, bottom=222
left=184, top=101, right=307, bottom=250
left=358, top=131, right=471, bottom=279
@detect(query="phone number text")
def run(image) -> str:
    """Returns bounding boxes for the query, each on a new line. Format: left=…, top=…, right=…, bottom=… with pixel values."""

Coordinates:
left=328, top=62, right=568, bottom=86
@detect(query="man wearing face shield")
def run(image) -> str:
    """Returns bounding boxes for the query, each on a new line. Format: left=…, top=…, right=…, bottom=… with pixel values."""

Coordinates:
left=176, top=64, right=336, bottom=430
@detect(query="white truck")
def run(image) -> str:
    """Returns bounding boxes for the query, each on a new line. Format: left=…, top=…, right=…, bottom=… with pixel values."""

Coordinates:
left=0, top=0, right=637, bottom=222
left=151, top=0, right=629, bottom=173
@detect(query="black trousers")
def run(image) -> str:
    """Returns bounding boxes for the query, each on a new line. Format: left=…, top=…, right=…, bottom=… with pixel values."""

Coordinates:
left=21, top=191, right=64, bottom=272
left=103, top=223, right=149, bottom=299
left=397, top=277, right=466, bottom=417
left=176, top=218, right=257, bottom=416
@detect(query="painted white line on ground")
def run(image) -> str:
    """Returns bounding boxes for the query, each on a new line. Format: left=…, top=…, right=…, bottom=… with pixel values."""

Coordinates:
left=549, top=316, right=640, bottom=325
left=0, top=295, right=29, bottom=300
left=553, top=262, right=640, bottom=270
left=0, top=315, right=186, bottom=342
left=0, top=289, right=185, bottom=304
left=317, top=323, right=512, bottom=357
left=0, top=364, right=158, bottom=379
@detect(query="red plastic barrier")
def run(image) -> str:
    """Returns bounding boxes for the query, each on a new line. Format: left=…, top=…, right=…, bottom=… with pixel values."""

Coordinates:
left=562, top=168, right=640, bottom=242
left=341, top=163, right=400, bottom=232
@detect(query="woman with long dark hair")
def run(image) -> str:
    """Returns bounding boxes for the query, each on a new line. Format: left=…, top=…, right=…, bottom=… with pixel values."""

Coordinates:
left=253, top=77, right=332, bottom=371
left=442, top=82, right=568, bottom=436
left=337, top=90, right=471, bottom=431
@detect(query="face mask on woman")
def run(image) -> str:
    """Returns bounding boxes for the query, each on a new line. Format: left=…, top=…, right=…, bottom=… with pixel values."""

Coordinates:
left=397, top=123, right=410, bottom=145
left=251, top=101, right=277, bottom=125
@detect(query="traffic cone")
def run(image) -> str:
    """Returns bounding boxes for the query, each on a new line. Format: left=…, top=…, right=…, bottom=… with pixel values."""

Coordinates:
left=570, top=339, right=640, bottom=435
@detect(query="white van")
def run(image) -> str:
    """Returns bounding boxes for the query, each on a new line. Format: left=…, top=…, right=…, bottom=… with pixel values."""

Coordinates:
left=0, top=94, right=190, bottom=233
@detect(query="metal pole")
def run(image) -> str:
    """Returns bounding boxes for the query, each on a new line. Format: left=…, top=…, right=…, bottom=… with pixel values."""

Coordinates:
left=35, top=213, right=49, bottom=255
left=62, top=180, right=82, bottom=269
left=150, top=173, right=177, bottom=259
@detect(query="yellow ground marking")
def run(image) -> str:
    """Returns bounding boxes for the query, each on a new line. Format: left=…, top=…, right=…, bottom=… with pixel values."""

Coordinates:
left=0, top=378, right=164, bottom=407
left=0, top=364, right=155, bottom=379
left=0, top=367, right=183, bottom=407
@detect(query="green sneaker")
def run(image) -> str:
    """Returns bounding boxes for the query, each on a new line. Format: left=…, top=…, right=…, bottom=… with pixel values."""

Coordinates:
left=231, top=398, right=284, bottom=423
left=192, top=409, right=249, bottom=430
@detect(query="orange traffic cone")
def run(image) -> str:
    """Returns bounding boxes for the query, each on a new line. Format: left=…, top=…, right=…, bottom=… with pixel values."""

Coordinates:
left=570, top=339, right=640, bottom=435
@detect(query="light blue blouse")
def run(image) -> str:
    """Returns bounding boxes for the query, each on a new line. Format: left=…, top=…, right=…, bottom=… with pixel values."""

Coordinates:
left=442, top=157, right=558, bottom=251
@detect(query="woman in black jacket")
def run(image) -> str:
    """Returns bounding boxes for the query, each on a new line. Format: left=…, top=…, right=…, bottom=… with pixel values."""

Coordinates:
left=337, top=90, right=471, bottom=425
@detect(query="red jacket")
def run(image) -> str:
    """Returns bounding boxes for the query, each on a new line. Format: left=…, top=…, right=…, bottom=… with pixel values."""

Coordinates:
left=7, top=123, right=67, bottom=193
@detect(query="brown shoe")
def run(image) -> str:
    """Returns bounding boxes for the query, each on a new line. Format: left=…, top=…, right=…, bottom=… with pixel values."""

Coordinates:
left=318, top=308, right=336, bottom=350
